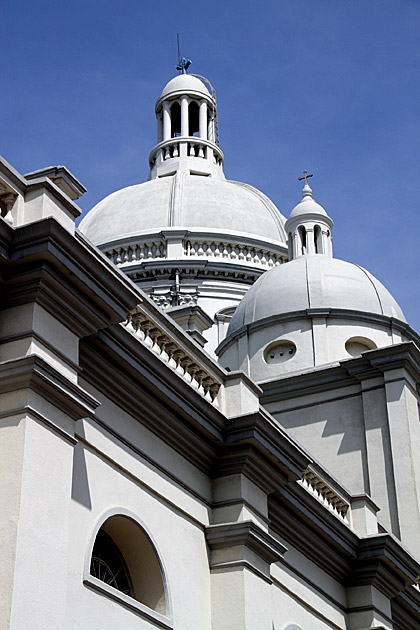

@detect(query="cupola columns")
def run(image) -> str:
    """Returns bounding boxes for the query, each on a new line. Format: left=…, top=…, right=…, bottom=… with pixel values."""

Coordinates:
left=149, top=73, right=225, bottom=180
left=199, top=101, right=207, bottom=139
left=285, top=180, right=333, bottom=260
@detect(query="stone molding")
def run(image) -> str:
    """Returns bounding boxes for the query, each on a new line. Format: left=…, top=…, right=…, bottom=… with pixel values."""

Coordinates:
left=206, top=520, right=286, bottom=582
left=1, top=218, right=141, bottom=336
left=259, top=342, right=420, bottom=407
left=270, top=482, right=420, bottom=594
left=0, top=354, right=99, bottom=420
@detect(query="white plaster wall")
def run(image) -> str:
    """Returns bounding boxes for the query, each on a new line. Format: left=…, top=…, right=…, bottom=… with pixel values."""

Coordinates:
left=326, top=318, right=393, bottom=363
left=247, top=319, right=314, bottom=381
left=0, top=410, right=26, bottom=628
left=270, top=538, right=347, bottom=630
left=220, top=315, right=400, bottom=382
left=8, top=416, right=75, bottom=629
left=267, top=393, right=368, bottom=495
left=23, top=187, right=75, bottom=232
left=79, top=379, right=213, bottom=503
left=66, top=443, right=212, bottom=629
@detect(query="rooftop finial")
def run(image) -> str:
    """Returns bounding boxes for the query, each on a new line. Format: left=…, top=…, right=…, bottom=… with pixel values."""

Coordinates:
left=298, top=170, right=313, bottom=198
left=176, top=34, right=191, bottom=74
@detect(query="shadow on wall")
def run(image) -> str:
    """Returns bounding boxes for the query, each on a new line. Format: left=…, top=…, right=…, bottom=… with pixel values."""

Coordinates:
left=71, top=441, right=92, bottom=510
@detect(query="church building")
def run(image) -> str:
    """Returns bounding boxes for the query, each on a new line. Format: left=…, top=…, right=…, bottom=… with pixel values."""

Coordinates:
left=1, top=65, right=420, bottom=630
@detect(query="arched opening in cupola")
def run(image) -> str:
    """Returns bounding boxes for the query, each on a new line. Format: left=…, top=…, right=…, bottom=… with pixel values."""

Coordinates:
left=298, top=226, right=307, bottom=255
left=314, top=225, right=322, bottom=254
left=189, top=101, right=199, bottom=136
left=170, top=102, right=181, bottom=137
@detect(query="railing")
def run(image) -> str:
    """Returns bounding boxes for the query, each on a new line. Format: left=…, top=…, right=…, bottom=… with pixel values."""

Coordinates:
left=149, top=137, right=224, bottom=169
left=184, top=239, right=286, bottom=268
left=299, top=467, right=350, bottom=524
left=102, top=235, right=287, bottom=272
left=125, top=305, right=221, bottom=405
left=105, top=241, right=166, bottom=265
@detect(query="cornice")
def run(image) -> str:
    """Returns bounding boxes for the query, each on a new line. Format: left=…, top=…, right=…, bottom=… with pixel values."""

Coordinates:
left=80, top=326, right=312, bottom=487
left=1, top=218, right=141, bottom=335
left=392, top=586, right=420, bottom=630
left=0, top=354, right=99, bottom=420
left=124, top=259, right=264, bottom=283
left=206, top=520, right=287, bottom=564
left=269, top=483, right=420, bottom=595
left=79, top=329, right=224, bottom=474
left=219, top=409, right=311, bottom=485
left=270, top=483, right=357, bottom=582
left=259, top=342, right=420, bottom=407
left=352, top=535, right=420, bottom=594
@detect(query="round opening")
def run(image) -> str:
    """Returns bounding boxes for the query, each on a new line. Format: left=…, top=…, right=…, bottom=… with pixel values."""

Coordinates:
left=264, top=340, right=296, bottom=364
left=345, top=336, right=377, bottom=357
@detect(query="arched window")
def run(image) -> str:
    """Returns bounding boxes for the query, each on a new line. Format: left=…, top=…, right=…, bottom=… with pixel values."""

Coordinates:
left=314, top=225, right=322, bottom=254
left=86, top=512, right=169, bottom=619
left=91, top=528, right=133, bottom=595
left=298, top=226, right=307, bottom=255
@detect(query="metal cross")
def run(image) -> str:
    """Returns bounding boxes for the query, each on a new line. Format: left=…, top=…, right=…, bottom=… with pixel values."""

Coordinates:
left=298, top=170, right=313, bottom=185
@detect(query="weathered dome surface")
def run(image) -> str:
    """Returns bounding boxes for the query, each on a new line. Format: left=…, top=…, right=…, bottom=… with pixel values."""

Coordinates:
left=79, top=173, right=287, bottom=245
left=228, top=254, right=406, bottom=335
left=160, top=74, right=210, bottom=99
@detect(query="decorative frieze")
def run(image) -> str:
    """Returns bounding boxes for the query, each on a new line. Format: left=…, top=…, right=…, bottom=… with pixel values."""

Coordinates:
left=125, top=305, right=221, bottom=405
left=150, top=291, right=199, bottom=310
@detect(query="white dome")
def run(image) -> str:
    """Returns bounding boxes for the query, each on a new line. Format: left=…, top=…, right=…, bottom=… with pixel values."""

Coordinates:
left=79, top=173, right=287, bottom=246
left=160, top=74, right=210, bottom=100
left=289, top=188, right=328, bottom=220
left=229, top=254, right=406, bottom=335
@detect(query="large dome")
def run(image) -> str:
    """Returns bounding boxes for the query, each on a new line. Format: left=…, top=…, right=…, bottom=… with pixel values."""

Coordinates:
left=229, top=254, right=406, bottom=335
left=79, top=173, right=287, bottom=246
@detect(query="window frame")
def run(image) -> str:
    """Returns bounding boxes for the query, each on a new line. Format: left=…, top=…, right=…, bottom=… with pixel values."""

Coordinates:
left=83, top=507, right=173, bottom=629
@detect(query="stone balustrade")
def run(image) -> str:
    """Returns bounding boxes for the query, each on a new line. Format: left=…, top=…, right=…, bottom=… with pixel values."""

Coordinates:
left=125, top=305, right=221, bottom=405
left=184, top=239, right=286, bottom=268
left=299, top=466, right=350, bottom=523
left=102, top=233, right=287, bottom=273
left=149, top=137, right=224, bottom=169
left=105, top=241, right=166, bottom=265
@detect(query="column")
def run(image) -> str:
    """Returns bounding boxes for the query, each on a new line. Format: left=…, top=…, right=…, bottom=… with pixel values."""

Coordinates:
left=208, top=116, right=214, bottom=143
left=180, top=96, right=189, bottom=137
left=157, top=113, right=163, bottom=143
left=292, top=231, right=299, bottom=259
left=199, top=101, right=207, bottom=139
left=306, top=227, right=315, bottom=254
left=162, top=102, right=171, bottom=141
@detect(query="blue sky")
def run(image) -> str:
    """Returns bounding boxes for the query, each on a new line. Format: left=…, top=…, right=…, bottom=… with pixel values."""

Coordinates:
left=2, top=0, right=420, bottom=330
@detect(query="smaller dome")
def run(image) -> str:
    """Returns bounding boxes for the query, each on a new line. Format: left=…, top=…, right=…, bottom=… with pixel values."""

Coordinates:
left=160, top=74, right=210, bottom=100
left=289, top=184, right=328, bottom=219
left=228, top=254, right=406, bottom=336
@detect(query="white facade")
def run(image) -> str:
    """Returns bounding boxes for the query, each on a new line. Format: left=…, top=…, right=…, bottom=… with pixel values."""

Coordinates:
left=1, top=70, right=420, bottom=630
